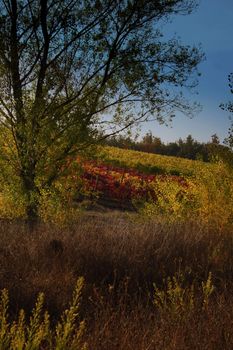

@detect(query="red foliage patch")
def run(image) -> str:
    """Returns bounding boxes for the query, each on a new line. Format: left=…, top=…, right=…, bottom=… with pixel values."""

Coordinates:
left=76, top=160, right=188, bottom=208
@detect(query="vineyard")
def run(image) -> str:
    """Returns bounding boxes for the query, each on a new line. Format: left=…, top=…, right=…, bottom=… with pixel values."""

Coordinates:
left=79, top=159, right=188, bottom=210
left=62, top=145, right=211, bottom=211
left=0, top=145, right=232, bottom=227
left=99, top=146, right=214, bottom=176
left=55, top=146, right=232, bottom=227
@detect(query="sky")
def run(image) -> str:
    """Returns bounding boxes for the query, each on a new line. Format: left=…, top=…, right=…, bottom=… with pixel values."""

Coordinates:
left=142, top=0, right=233, bottom=144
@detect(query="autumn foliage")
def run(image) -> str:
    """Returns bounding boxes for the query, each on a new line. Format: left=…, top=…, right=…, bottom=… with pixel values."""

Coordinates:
left=76, top=160, right=188, bottom=209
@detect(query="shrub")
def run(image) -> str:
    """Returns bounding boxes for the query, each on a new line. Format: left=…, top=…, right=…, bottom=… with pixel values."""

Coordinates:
left=193, top=162, right=233, bottom=229
left=141, top=161, right=233, bottom=229
left=153, top=272, right=214, bottom=320
left=140, top=176, right=196, bottom=222
left=0, top=278, right=87, bottom=350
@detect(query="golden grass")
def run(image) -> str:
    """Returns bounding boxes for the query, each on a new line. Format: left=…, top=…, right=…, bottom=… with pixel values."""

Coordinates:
left=0, top=213, right=233, bottom=349
left=100, top=145, right=216, bottom=176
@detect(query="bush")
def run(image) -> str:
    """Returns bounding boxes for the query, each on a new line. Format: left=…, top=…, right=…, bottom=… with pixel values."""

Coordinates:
left=141, top=161, right=233, bottom=229
left=0, top=278, right=87, bottom=350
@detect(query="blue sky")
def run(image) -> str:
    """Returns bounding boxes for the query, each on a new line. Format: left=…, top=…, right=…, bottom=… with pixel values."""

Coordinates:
left=143, top=0, right=233, bottom=144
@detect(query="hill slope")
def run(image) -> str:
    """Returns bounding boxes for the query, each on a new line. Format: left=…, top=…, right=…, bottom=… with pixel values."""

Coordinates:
left=99, top=146, right=215, bottom=176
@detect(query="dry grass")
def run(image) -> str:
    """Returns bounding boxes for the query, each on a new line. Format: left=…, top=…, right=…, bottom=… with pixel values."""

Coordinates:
left=86, top=297, right=233, bottom=350
left=1, top=212, right=233, bottom=349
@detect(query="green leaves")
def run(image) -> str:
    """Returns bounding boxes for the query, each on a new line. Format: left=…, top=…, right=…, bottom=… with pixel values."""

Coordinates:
left=0, top=0, right=203, bottom=219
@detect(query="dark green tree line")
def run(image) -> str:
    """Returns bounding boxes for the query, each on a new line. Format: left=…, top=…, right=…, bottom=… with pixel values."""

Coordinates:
left=105, top=132, right=232, bottom=162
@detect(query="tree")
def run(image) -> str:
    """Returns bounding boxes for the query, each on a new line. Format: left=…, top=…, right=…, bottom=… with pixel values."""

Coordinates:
left=211, top=133, right=220, bottom=145
left=221, top=73, right=233, bottom=149
left=0, top=0, right=203, bottom=221
left=138, top=131, right=163, bottom=153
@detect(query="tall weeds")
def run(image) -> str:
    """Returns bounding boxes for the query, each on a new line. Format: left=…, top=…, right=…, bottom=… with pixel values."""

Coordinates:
left=0, top=214, right=233, bottom=349
left=0, top=279, right=87, bottom=350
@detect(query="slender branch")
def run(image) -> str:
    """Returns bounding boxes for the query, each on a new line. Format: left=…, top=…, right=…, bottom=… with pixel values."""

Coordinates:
left=10, top=0, right=24, bottom=123
left=34, top=0, right=49, bottom=100
left=46, top=1, right=115, bottom=70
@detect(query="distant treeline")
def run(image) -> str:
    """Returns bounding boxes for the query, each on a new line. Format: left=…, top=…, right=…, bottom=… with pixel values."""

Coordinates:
left=104, top=132, right=233, bottom=163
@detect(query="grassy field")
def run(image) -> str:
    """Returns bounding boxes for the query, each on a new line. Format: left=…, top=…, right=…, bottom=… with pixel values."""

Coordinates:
left=99, top=145, right=216, bottom=176
left=0, top=148, right=233, bottom=349
left=1, top=215, right=233, bottom=349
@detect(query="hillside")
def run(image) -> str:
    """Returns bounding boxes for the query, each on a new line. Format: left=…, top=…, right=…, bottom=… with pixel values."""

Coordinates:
left=53, top=146, right=232, bottom=226
left=0, top=146, right=233, bottom=350
left=99, top=146, right=215, bottom=177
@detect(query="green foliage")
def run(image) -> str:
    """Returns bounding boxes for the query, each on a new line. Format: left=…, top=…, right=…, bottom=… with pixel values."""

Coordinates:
left=25, top=293, right=50, bottom=350
left=193, top=162, right=233, bottom=229
left=141, top=161, right=233, bottom=228
left=106, top=132, right=210, bottom=161
left=154, top=272, right=214, bottom=319
left=0, top=129, right=27, bottom=218
left=0, top=0, right=203, bottom=219
left=154, top=275, right=195, bottom=320
left=202, top=272, right=215, bottom=309
left=55, top=278, right=87, bottom=350
left=0, top=278, right=87, bottom=350
left=38, top=188, right=81, bottom=227
left=141, top=177, right=196, bottom=222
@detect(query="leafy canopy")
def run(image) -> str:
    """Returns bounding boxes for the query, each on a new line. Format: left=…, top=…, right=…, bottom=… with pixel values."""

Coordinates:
left=0, top=0, right=203, bottom=218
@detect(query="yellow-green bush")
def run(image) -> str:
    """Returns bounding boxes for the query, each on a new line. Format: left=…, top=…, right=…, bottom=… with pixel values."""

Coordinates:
left=38, top=188, right=81, bottom=227
left=141, top=161, right=233, bottom=229
left=0, top=278, right=87, bottom=350
left=154, top=272, right=214, bottom=319
left=0, top=170, right=82, bottom=224
left=0, top=127, right=27, bottom=218
left=193, top=162, right=233, bottom=229
left=0, top=185, right=26, bottom=219
left=141, top=177, right=197, bottom=223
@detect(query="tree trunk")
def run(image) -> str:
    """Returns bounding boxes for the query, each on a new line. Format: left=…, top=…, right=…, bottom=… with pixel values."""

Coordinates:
left=21, top=162, right=40, bottom=230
